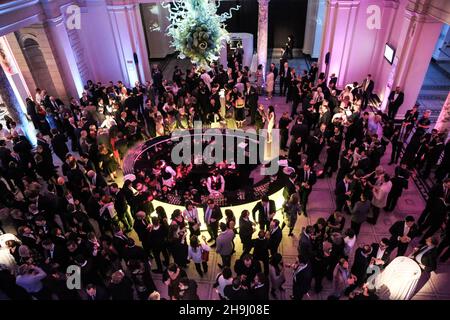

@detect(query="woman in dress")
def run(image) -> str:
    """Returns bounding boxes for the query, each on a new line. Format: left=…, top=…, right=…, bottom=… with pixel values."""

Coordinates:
left=255, top=104, right=266, bottom=134
left=98, top=144, right=118, bottom=181
left=281, top=193, right=301, bottom=237
left=224, top=86, right=237, bottom=129
left=255, top=64, right=264, bottom=95
left=265, top=105, right=276, bottom=143
left=266, top=68, right=275, bottom=100
left=234, top=92, right=245, bottom=128
left=269, top=253, right=286, bottom=299
left=183, top=201, right=200, bottom=236
left=187, top=235, right=210, bottom=277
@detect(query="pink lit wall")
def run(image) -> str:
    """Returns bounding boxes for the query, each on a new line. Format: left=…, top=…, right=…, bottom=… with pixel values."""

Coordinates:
left=79, top=1, right=126, bottom=84
left=320, top=0, right=445, bottom=117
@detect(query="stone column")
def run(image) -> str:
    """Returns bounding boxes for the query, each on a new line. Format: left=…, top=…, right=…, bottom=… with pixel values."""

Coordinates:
left=435, top=92, right=450, bottom=133
left=257, top=0, right=270, bottom=80
left=392, top=9, right=442, bottom=118
left=39, top=0, right=84, bottom=99
left=45, top=15, right=84, bottom=99
left=303, top=0, right=321, bottom=57
left=107, top=2, right=152, bottom=86
left=318, top=0, right=360, bottom=87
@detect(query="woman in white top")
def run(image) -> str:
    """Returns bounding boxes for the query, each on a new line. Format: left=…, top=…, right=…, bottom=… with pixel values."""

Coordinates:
left=339, top=86, right=354, bottom=102
left=265, top=70, right=274, bottom=100
left=265, top=105, right=276, bottom=143
left=369, top=173, right=393, bottom=225
left=214, top=266, right=233, bottom=300
left=343, top=229, right=357, bottom=258
left=183, top=201, right=200, bottom=236
left=188, top=235, right=210, bottom=277
left=312, top=87, right=325, bottom=105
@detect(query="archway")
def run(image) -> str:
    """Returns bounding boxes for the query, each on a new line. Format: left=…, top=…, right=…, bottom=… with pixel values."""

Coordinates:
left=18, top=34, right=58, bottom=96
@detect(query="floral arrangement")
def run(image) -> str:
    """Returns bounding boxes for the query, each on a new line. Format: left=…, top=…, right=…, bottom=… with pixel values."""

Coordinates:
left=162, top=0, right=240, bottom=67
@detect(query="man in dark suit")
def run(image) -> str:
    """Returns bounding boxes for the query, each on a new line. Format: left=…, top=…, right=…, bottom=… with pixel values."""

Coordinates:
left=133, top=211, right=150, bottom=249
left=279, top=61, right=291, bottom=97
left=239, top=210, right=255, bottom=254
left=50, top=128, right=69, bottom=163
left=86, top=170, right=107, bottom=190
left=80, top=284, right=110, bottom=300
left=298, top=163, right=317, bottom=216
left=110, top=183, right=133, bottom=232
left=297, top=225, right=315, bottom=263
left=252, top=195, right=276, bottom=231
left=283, top=172, right=298, bottom=200
left=291, top=256, right=313, bottom=300
left=41, top=238, right=69, bottom=269
left=244, top=81, right=258, bottom=124
left=250, top=272, right=269, bottom=300
left=251, top=230, right=270, bottom=275
left=268, top=219, right=282, bottom=256
left=387, top=86, right=404, bottom=119
left=389, top=216, right=420, bottom=256
left=418, top=194, right=448, bottom=244
left=234, top=254, right=262, bottom=288
left=203, top=199, right=223, bottom=247
left=290, top=114, right=309, bottom=143
left=410, top=236, right=439, bottom=273
left=147, top=217, right=170, bottom=273
left=370, top=238, right=392, bottom=269
left=360, top=74, right=374, bottom=110
left=335, top=174, right=353, bottom=212
left=351, top=244, right=373, bottom=286
left=329, top=73, right=338, bottom=87
left=46, top=96, right=64, bottom=113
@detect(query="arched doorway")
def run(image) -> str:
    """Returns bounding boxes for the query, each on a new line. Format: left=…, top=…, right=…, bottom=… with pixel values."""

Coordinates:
left=17, top=34, right=58, bottom=96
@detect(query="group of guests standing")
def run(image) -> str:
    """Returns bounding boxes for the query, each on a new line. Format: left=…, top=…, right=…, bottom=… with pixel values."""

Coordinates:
left=0, top=49, right=449, bottom=301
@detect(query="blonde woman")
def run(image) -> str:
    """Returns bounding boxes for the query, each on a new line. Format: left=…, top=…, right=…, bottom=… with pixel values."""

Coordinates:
left=266, top=69, right=275, bottom=100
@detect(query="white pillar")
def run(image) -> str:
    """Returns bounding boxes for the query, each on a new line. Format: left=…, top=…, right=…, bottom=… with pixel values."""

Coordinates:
left=318, top=0, right=360, bottom=87
left=303, top=0, right=320, bottom=56
left=392, top=10, right=442, bottom=118
left=312, top=0, right=326, bottom=59
left=257, top=0, right=270, bottom=79
left=45, top=15, right=84, bottom=98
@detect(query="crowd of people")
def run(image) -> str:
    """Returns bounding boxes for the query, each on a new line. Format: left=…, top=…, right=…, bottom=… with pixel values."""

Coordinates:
left=0, top=49, right=449, bottom=301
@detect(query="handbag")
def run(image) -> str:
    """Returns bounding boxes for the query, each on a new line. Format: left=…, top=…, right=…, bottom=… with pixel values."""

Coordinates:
left=201, top=248, right=209, bottom=262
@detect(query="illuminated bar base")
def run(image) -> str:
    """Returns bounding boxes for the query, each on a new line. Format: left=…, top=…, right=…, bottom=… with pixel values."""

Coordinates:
left=374, top=256, right=422, bottom=300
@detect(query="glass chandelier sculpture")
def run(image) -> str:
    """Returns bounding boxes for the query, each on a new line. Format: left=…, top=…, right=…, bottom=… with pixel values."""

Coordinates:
left=162, top=0, right=240, bottom=67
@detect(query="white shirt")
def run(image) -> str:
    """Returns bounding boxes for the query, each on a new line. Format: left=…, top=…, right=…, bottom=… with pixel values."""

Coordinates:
left=183, top=208, right=199, bottom=223
left=403, top=223, right=410, bottom=237
left=376, top=247, right=386, bottom=260
left=200, top=73, right=213, bottom=91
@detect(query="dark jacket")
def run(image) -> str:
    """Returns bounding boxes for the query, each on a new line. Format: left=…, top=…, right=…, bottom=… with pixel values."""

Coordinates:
left=252, top=200, right=276, bottom=224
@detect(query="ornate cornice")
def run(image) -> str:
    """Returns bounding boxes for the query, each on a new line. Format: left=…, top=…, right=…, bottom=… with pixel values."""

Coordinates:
left=328, top=0, right=360, bottom=9
left=383, top=0, right=400, bottom=9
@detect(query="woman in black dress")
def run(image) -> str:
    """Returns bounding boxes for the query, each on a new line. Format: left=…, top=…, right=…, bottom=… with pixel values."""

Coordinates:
left=98, top=144, right=118, bottom=181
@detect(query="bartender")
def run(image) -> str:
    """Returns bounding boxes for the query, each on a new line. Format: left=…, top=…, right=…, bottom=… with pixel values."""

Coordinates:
left=206, top=170, right=225, bottom=197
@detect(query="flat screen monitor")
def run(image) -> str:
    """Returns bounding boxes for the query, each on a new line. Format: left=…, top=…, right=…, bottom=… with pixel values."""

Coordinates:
left=384, top=43, right=395, bottom=64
